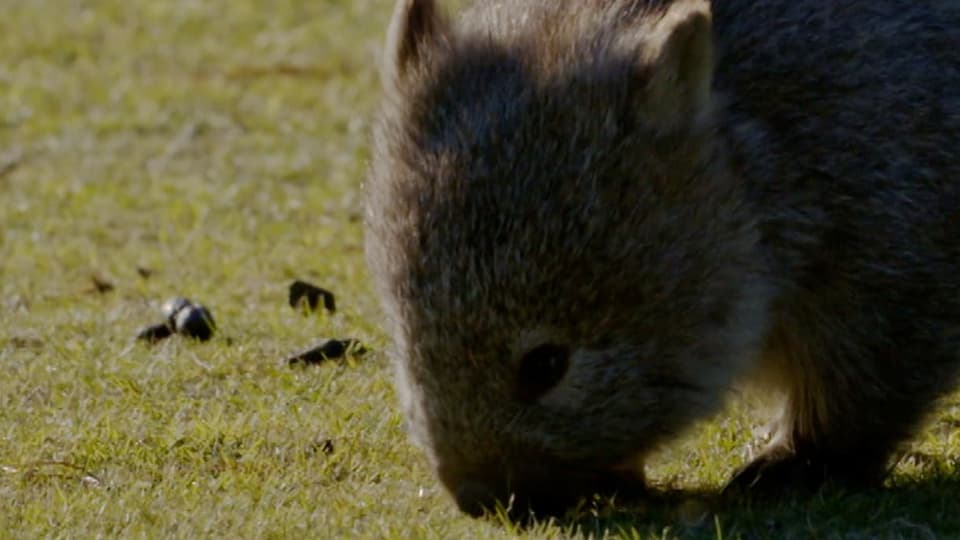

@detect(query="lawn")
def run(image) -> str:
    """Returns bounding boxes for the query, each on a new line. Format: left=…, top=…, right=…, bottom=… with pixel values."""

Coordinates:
left=2, top=1, right=960, bottom=538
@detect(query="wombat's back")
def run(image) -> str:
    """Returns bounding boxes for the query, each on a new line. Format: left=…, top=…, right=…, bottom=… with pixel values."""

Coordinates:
left=711, top=0, right=960, bottom=302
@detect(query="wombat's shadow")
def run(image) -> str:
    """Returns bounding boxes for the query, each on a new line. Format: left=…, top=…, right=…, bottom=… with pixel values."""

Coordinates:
left=548, top=478, right=960, bottom=538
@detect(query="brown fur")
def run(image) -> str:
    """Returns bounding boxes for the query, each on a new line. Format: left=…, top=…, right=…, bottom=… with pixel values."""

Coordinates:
left=364, top=0, right=960, bottom=517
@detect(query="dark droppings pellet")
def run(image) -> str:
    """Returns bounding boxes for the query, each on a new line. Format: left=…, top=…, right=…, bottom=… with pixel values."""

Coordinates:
left=286, top=339, right=366, bottom=366
left=135, top=323, right=174, bottom=343
left=308, top=438, right=335, bottom=456
left=89, top=274, right=115, bottom=294
left=288, top=280, right=336, bottom=313
left=139, top=297, right=216, bottom=344
left=161, top=297, right=193, bottom=326
left=173, top=304, right=216, bottom=341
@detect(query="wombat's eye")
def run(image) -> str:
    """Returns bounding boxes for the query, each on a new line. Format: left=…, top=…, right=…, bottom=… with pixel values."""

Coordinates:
left=515, top=343, right=570, bottom=403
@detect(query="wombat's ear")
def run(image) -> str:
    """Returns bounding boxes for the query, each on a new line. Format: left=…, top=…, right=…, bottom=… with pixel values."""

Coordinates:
left=382, top=0, right=447, bottom=92
left=640, top=0, right=714, bottom=130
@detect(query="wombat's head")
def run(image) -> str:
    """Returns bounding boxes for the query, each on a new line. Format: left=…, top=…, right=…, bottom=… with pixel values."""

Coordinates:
left=365, top=0, right=771, bottom=518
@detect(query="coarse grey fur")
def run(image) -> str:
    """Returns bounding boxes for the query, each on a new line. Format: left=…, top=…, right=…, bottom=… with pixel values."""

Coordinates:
left=364, top=0, right=960, bottom=518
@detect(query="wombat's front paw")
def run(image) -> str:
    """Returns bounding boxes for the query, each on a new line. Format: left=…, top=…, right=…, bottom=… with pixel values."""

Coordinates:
left=722, top=450, right=826, bottom=498
left=723, top=444, right=890, bottom=499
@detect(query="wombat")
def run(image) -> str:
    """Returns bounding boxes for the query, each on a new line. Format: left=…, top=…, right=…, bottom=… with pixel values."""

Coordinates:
left=364, top=0, right=960, bottom=518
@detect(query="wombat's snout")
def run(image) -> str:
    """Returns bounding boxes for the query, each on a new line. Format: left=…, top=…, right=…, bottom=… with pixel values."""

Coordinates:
left=453, top=482, right=499, bottom=517
left=442, top=462, right=646, bottom=519
left=440, top=463, right=573, bottom=518
left=449, top=477, right=573, bottom=519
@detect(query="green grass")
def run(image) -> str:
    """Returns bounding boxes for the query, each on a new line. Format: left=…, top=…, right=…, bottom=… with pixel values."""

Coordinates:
left=3, top=1, right=960, bottom=538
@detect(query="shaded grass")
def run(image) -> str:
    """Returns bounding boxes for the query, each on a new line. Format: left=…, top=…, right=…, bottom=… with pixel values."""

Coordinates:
left=3, top=0, right=960, bottom=538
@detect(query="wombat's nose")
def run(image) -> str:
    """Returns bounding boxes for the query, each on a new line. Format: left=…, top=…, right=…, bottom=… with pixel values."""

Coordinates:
left=454, top=481, right=499, bottom=517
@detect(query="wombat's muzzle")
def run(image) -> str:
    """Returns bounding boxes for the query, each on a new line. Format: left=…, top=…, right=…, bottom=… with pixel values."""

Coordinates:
left=441, top=461, right=646, bottom=519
